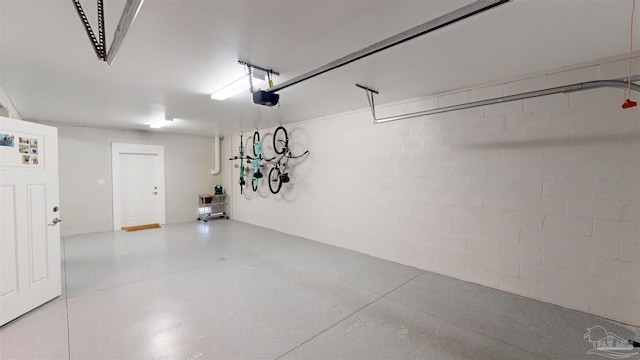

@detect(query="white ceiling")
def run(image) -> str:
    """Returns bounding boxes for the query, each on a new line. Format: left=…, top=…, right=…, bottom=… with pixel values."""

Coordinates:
left=1, top=0, right=637, bottom=136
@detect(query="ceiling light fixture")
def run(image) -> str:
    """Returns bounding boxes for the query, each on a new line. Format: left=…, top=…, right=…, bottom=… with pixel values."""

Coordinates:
left=210, top=73, right=265, bottom=101
left=150, top=118, right=173, bottom=129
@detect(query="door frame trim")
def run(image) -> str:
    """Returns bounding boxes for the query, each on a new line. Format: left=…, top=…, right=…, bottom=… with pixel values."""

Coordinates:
left=111, top=143, right=166, bottom=230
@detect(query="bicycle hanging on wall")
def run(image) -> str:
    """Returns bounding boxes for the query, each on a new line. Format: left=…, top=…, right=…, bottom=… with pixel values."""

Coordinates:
left=247, top=130, right=274, bottom=192
left=228, top=133, right=248, bottom=195
left=266, top=125, right=309, bottom=194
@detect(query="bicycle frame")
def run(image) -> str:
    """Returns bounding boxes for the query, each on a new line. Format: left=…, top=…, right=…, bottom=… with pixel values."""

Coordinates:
left=228, top=133, right=247, bottom=195
left=251, top=137, right=262, bottom=191
left=239, top=134, right=245, bottom=188
left=266, top=134, right=308, bottom=194
left=247, top=131, right=273, bottom=192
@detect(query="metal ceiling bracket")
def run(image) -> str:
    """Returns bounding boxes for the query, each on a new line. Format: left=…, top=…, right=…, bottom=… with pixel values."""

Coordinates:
left=238, top=61, right=280, bottom=91
left=72, top=0, right=106, bottom=60
left=267, top=0, right=511, bottom=94
left=72, top=0, right=144, bottom=65
left=356, top=84, right=379, bottom=119
left=358, top=77, right=640, bottom=124
left=237, top=61, right=280, bottom=77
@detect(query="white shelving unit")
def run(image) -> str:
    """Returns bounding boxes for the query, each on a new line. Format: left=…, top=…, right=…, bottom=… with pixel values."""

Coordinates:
left=197, top=194, right=228, bottom=222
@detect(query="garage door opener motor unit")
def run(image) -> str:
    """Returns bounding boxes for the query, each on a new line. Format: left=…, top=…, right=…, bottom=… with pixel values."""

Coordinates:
left=252, top=91, right=279, bottom=107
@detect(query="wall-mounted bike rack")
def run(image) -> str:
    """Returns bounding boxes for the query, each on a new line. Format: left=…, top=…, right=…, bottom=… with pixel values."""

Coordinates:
left=357, top=76, right=640, bottom=124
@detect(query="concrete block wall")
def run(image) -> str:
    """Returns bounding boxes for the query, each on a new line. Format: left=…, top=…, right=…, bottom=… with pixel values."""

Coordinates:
left=229, top=54, right=640, bottom=326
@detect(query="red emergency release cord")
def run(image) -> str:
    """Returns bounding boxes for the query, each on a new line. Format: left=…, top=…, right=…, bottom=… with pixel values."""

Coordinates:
left=623, top=0, right=638, bottom=109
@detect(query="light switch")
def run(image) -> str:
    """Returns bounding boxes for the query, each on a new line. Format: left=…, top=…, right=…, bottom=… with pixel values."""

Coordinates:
left=98, top=179, right=106, bottom=185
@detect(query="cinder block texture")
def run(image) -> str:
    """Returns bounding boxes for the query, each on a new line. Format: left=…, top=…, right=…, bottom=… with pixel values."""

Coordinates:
left=231, top=55, right=640, bottom=326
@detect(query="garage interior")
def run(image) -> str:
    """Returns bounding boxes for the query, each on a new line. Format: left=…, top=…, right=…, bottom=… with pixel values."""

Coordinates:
left=1, top=0, right=639, bottom=359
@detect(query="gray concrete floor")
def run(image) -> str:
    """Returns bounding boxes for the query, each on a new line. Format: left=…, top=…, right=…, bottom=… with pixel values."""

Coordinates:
left=0, top=220, right=637, bottom=359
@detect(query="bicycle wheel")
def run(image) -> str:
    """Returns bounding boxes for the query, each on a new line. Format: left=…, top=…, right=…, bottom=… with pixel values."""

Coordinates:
left=273, top=126, right=288, bottom=155
left=268, top=166, right=283, bottom=194
left=252, top=131, right=260, bottom=158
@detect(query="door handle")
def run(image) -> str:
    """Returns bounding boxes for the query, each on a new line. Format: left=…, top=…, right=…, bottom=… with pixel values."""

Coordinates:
left=50, top=218, right=62, bottom=226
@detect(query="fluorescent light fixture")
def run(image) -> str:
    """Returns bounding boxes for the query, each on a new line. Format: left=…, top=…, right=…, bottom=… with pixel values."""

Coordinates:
left=210, top=73, right=265, bottom=101
left=150, top=118, right=173, bottom=129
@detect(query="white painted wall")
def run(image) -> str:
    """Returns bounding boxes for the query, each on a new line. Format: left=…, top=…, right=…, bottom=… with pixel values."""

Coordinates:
left=47, top=124, right=223, bottom=236
left=230, top=55, right=640, bottom=326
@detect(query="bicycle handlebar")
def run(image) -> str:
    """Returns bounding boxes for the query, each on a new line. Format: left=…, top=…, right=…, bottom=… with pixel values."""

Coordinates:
left=289, top=150, right=310, bottom=159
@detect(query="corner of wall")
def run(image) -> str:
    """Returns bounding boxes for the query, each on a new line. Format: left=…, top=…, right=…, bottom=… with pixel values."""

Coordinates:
left=0, top=84, right=22, bottom=120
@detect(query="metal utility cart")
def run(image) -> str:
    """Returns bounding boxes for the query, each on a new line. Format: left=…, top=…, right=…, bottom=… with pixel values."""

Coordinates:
left=197, top=194, right=228, bottom=221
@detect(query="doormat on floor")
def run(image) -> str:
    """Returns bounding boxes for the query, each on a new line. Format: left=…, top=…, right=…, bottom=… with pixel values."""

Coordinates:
left=121, top=223, right=161, bottom=232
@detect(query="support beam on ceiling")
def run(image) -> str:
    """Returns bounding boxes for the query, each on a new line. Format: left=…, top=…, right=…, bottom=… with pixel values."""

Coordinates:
left=267, top=0, right=511, bottom=94
left=72, top=0, right=105, bottom=60
left=72, top=0, right=144, bottom=65
left=106, top=0, right=144, bottom=65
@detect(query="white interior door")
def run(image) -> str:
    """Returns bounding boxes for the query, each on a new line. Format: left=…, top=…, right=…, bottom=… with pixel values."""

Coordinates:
left=0, top=116, right=61, bottom=326
left=111, top=143, right=165, bottom=230
left=121, top=153, right=158, bottom=227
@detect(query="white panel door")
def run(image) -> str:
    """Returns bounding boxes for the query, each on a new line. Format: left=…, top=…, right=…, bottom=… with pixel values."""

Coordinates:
left=0, top=116, right=60, bottom=326
left=121, top=153, right=158, bottom=227
left=111, top=143, right=166, bottom=230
